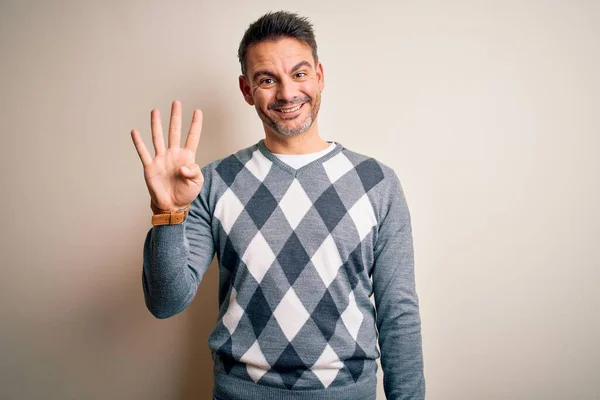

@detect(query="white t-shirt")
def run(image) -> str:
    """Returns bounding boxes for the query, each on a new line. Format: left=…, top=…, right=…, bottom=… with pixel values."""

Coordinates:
left=272, top=142, right=336, bottom=169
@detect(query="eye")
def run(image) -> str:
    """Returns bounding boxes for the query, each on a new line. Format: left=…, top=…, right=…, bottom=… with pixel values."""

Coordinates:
left=260, top=77, right=275, bottom=85
left=295, top=72, right=307, bottom=78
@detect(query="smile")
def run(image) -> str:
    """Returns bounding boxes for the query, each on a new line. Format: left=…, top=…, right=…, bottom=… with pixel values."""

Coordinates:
left=275, top=103, right=304, bottom=113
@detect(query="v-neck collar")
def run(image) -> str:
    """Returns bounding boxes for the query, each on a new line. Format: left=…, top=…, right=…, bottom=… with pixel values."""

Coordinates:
left=257, top=139, right=344, bottom=176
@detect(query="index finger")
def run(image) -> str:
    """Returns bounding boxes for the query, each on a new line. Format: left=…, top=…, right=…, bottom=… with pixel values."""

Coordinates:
left=184, top=108, right=203, bottom=153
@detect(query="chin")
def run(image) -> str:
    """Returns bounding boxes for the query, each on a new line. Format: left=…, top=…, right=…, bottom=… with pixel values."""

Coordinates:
left=281, top=115, right=313, bottom=133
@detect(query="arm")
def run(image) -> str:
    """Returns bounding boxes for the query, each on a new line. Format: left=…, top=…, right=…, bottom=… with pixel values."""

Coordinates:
left=142, top=166, right=215, bottom=319
left=131, top=101, right=212, bottom=319
left=372, top=172, right=425, bottom=399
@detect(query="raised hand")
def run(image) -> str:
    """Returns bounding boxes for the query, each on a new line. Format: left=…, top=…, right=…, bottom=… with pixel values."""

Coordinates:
left=131, top=100, right=204, bottom=213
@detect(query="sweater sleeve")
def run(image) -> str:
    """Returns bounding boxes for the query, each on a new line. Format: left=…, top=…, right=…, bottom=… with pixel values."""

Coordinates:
left=141, top=166, right=215, bottom=319
left=372, top=171, right=425, bottom=399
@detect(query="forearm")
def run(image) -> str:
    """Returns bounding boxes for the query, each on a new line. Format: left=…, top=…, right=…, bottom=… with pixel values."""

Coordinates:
left=142, top=183, right=215, bottom=319
left=142, top=224, right=200, bottom=318
left=374, top=237, right=425, bottom=399
left=377, top=279, right=425, bottom=399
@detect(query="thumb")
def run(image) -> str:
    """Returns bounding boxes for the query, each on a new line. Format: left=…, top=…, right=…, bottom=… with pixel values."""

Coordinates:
left=180, top=163, right=201, bottom=178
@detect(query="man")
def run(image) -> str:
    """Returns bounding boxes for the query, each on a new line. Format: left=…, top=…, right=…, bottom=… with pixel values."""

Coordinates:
left=131, top=11, right=425, bottom=400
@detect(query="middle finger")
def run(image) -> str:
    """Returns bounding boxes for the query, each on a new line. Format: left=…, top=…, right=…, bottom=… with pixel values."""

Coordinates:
left=168, top=100, right=182, bottom=149
left=151, top=109, right=165, bottom=155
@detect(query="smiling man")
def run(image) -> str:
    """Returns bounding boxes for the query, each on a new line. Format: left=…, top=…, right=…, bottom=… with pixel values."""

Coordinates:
left=239, top=37, right=323, bottom=141
left=132, top=11, right=425, bottom=400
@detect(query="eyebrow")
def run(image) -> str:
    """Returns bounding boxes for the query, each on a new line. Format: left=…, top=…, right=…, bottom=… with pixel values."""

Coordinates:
left=252, top=60, right=313, bottom=81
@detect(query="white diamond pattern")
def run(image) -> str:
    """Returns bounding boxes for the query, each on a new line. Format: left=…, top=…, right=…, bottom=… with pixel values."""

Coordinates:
left=214, top=188, right=245, bottom=234
left=311, top=344, right=343, bottom=388
left=341, top=292, right=364, bottom=341
left=323, top=152, right=354, bottom=183
left=241, top=231, right=276, bottom=283
left=279, top=179, right=313, bottom=230
left=348, top=193, right=377, bottom=241
left=273, top=288, right=310, bottom=341
left=310, top=234, right=343, bottom=288
left=222, top=288, right=244, bottom=335
left=241, top=340, right=270, bottom=382
left=245, top=149, right=272, bottom=182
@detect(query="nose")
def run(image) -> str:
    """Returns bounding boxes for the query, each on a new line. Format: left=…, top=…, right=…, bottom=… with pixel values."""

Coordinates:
left=276, top=77, right=296, bottom=102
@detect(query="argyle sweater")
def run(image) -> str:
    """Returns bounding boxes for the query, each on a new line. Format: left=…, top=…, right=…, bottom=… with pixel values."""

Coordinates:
left=142, top=140, right=425, bottom=400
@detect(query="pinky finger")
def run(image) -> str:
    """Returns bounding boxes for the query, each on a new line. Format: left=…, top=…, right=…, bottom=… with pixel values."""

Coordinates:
left=131, top=129, right=153, bottom=166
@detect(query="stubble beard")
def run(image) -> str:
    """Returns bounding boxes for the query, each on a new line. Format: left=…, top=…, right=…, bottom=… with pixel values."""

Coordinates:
left=258, top=93, right=321, bottom=137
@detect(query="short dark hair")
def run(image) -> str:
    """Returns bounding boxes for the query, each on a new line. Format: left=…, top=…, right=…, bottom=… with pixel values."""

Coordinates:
left=238, top=11, right=319, bottom=76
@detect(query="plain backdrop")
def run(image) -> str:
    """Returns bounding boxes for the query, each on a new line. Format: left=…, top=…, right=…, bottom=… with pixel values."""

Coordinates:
left=1, top=0, right=599, bottom=399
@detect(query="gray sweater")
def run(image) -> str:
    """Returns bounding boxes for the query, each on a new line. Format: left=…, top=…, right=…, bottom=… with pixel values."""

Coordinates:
left=142, top=140, right=425, bottom=399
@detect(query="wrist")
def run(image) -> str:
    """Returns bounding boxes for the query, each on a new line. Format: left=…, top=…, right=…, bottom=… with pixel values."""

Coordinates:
left=151, top=203, right=191, bottom=226
left=150, top=201, right=189, bottom=215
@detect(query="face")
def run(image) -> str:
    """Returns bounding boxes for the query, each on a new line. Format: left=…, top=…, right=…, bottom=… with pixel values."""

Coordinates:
left=239, top=37, right=325, bottom=137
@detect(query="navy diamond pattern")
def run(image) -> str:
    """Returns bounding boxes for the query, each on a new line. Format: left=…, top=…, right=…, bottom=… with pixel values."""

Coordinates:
left=313, top=186, right=346, bottom=232
left=221, top=237, right=240, bottom=274
left=355, top=158, right=384, bottom=193
left=272, top=343, right=306, bottom=389
left=215, top=155, right=245, bottom=187
left=218, top=337, right=236, bottom=374
left=345, top=343, right=367, bottom=382
left=311, top=291, right=341, bottom=341
left=245, top=287, right=272, bottom=339
left=343, top=243, right=364, bottom=290
left=246, top=184, right=278, bottom=229
left=277, top=232, right=311, bottom=286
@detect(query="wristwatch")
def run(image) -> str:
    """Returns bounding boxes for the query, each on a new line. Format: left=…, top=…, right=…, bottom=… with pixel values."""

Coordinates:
left=151, top=203, right=191, bottom=226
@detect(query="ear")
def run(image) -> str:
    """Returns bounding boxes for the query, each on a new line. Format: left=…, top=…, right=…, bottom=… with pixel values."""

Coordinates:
left=239, top=75, right=255, bottom=106
left=316, top=61, right=325, bottom=92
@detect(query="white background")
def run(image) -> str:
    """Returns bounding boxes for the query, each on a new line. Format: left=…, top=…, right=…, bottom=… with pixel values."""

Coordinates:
left=1, top=0, right=598, bottom=399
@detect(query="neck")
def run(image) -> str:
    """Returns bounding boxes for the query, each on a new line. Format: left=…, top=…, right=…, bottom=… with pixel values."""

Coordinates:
left=263, top=122, right=329, bottom=155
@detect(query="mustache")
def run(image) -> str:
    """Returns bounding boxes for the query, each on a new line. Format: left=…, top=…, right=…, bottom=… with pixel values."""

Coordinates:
left=268, top=96, right=311, bottom=110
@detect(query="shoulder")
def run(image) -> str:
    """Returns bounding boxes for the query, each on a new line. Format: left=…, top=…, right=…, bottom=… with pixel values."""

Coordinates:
left=338, top=146, right=411, bottom=233
left=200, top=142, right=260, bottom=183
left=338, top=144, right=401, bottom=191
left=202, top=142, right=259, bottom=172
left=337, top=144, right=409, bottom=220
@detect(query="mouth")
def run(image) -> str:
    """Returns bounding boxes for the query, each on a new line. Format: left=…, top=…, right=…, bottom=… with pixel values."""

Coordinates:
left=273, top=103, right=305, bottom=114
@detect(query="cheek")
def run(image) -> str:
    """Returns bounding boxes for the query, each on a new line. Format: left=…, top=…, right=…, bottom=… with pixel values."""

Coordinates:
left=300, top=81, right=320, bottom=96
left=252, top=89, right=273, bottom=108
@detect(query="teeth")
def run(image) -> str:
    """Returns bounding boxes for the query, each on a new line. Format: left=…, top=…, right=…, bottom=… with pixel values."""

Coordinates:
left=277, top=104, right=302, bottom=113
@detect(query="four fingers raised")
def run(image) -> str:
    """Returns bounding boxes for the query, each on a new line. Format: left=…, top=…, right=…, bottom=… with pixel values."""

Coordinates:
left=131, top=101, right=203, bottom=166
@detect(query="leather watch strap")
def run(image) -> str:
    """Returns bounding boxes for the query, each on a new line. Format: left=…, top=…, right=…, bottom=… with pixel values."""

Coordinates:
left=151, top=203, right=190, bottom=226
